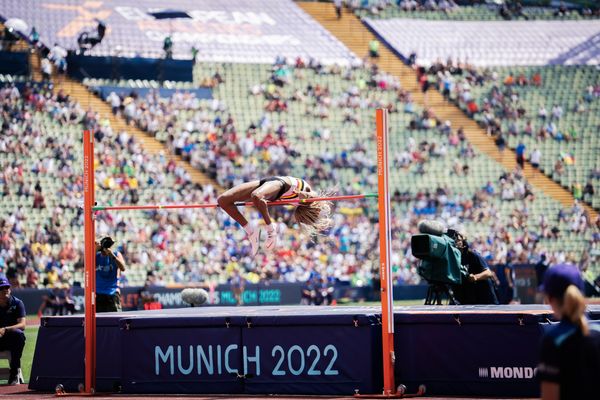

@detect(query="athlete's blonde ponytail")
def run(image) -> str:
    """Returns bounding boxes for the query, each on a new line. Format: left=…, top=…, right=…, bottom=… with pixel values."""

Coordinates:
left=293, top=190, right=333, bottom=236
left=562, top=284, right=589, bottom=336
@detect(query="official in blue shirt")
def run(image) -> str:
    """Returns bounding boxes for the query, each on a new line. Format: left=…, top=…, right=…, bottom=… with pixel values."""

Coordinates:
left=95, top=237, right=126, bottom=313
left=0, top=277, right=26, bottom=385
left=537, top=264, right=600, bottom=400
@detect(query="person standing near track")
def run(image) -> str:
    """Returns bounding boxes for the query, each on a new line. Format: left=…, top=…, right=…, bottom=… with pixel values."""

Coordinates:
left=217, top=176, right=333, bottom=255
left=0, top=278, right=26, bottom=385
left=537, top=264, right=600, bottom=400
left=95, top=237, right=126, bottom=312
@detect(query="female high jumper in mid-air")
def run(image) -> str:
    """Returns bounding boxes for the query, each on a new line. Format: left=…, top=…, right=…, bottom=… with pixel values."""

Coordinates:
left=217, top=176, right=332, bottom=254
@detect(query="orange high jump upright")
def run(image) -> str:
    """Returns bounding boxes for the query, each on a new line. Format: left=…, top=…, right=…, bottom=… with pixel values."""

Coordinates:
left=376, top=108, right=395, bottom=395
left=83, top=130, right=97, bottom=394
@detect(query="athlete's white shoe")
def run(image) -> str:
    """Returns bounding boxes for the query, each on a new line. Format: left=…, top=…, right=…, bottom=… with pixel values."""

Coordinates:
left=264, top=231, right=279, bottom=253
left=247, top=227, right=261, bottom=256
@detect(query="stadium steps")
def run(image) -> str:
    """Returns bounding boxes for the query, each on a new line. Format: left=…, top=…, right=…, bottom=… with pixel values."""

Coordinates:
left=28, top=50, right=43, bottom=82
left=298, top=2, right=598, bottom=219
left=51, top=77, right=223, bottom=192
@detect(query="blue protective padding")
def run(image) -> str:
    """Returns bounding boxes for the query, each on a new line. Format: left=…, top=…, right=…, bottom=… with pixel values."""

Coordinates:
left=28, top=305, right=600, bottom=395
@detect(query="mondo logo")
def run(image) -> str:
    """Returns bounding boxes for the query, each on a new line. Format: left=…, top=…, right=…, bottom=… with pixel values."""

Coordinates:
left=478, top=367, right=536, bottom=379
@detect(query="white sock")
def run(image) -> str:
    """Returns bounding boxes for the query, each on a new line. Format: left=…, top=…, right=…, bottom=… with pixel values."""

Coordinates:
left=265, top=224, right=275, bottom=235
left=243, top=223, right=254, bottom=235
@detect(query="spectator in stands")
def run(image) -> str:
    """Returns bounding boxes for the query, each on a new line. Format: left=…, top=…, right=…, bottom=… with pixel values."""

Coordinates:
left=334, top=0, right=343, bottom=19
left=538, top=105, right=548, bottom=120
left=515, top=142, right=526, bottom=169
left=538, top=264, right=600, bottom=400
left=32, top=189, right=46, bottom=209
left=551, top=104, right=563, bottom=120
left=553, top=159, right=564, bottom=177
left=5, top=268, right=19, bottom=289
left=572, top=183, right=583, bottom=201
left=163, top=35, right=173, bottom=59
left=499, top=3, right=512, bottom=20
left=553, top=2, right=569, bottom=17
left=25, top=268, right=38, bottom=288
left=29, top=27, right=39, bottom=47
left=49, top=43, right=67, bottom=75
left=96, top=237, right=126, bottom=312
left=137, top=280, right=159, bottom=310
left=107, top=92, right=121, bottom=115
left=368, top=39, right=380, bottom=58
left=0, top=278, right=26, bottom=385
left=530, top=148, right=541, bottom=171
left=41, top=57, right=52, bottom=81
left=584, top=181, right=594, bottom=198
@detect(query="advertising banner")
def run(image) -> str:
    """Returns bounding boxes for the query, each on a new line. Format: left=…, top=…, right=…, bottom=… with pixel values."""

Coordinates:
left=243, top=324, right=381, bottom=395
left=1, top=0, right=355, bottom=64
left=15, top=283, right=304, bottom=314
left=119, top=313, right=382, bottom=395
left=394, top=312, right=544, bottom=397
left=121, top=317, right=244, bottom=394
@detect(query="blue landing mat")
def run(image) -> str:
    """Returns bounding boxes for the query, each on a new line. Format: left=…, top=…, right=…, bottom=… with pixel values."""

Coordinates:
left=30, top=305, right=600, bottom=397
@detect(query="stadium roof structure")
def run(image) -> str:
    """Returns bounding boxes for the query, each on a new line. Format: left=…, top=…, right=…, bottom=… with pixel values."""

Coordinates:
left=0, top=0, right=358, bottom=64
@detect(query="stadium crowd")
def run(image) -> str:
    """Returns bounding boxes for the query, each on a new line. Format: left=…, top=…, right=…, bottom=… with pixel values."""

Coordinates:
left=0, top=55, right=600, bottom=294
left=419, top=58, right=599, bottom=206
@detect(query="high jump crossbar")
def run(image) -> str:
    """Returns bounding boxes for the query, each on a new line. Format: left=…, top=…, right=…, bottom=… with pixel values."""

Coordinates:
left=82, top=108, right=396, bottom=395
left=92, top=193, right=378, bottom=212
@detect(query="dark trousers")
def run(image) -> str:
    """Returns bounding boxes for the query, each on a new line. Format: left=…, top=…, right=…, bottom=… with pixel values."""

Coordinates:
left=0, top=330, right=26, bottom=373
left=96, top=292, right=122, bottom=313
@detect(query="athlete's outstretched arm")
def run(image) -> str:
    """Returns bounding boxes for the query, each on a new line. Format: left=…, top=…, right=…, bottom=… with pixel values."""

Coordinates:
left=250, top=181, right=283, bottom=225
left=217, top=180, right=260, bottom=226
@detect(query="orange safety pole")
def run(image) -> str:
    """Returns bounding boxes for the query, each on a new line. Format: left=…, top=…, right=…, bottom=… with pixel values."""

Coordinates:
left=83, top=130, right=96, bottom=394
left=376, top=108, right=395, bottom=395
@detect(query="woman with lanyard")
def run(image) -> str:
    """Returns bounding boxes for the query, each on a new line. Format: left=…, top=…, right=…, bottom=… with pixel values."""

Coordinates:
left=217, top=176, right=332, bottom=255
left=538, top=264, right=600, bottom=399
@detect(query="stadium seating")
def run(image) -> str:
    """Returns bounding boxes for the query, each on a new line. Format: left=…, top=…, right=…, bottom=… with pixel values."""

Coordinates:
left=1, top=0, right=598, bottom=289
left=364, top=18, right=600, bottom=66
left=455, top=66, right=600, bottom=209
left=91, top=61, right=598, bottom=276
left=354, top=2, right=599, bottom=21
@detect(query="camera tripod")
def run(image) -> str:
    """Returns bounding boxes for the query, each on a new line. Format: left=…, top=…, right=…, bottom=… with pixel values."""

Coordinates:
left=424, top=282, right=460, bottom=305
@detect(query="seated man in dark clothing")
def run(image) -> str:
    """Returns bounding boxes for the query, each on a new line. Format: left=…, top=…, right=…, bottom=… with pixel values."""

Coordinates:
left=0, top=278, right=26, bottom=385
left=37, top=287, right=62, bottom=316
left=449, top=231, right=499, bottom=305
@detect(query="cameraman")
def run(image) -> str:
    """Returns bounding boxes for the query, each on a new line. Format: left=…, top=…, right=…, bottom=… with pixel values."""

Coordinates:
left=95, top=237, right=126, bottom=312
left=450, top=231, right=499, bottom=305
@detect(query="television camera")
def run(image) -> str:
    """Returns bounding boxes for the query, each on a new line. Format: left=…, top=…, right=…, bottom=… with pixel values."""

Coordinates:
left=411, top=220, right=468, bottom=304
